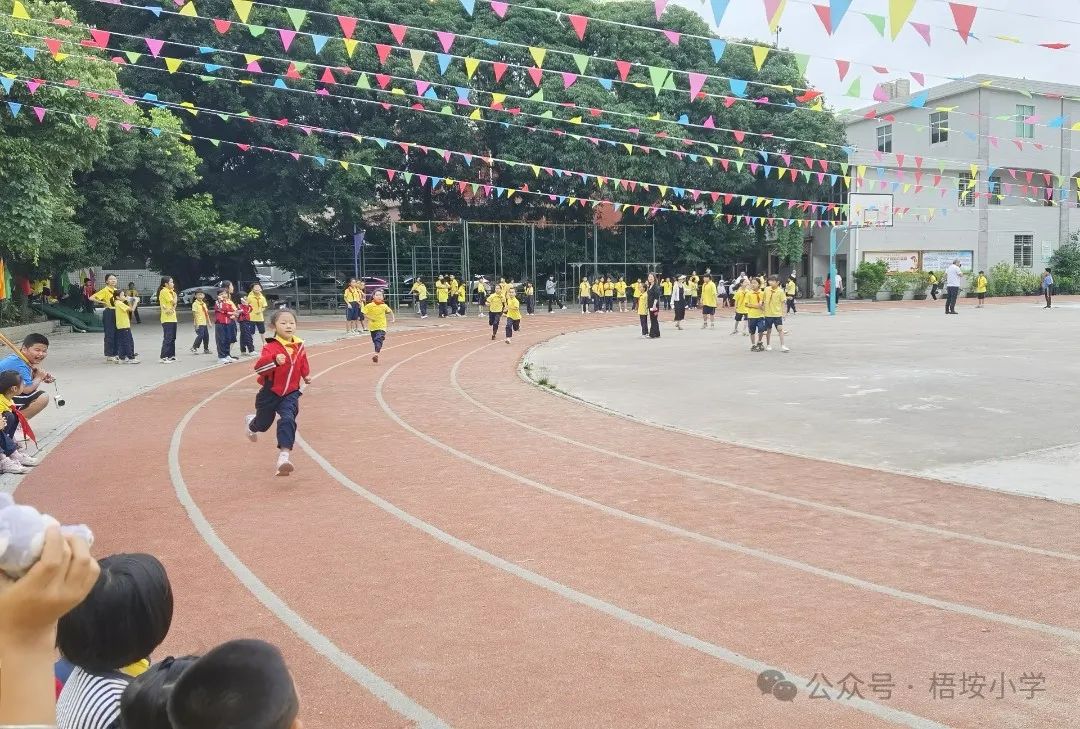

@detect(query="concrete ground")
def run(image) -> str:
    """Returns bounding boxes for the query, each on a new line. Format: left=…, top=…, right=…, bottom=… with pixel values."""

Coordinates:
left=525, top=299, right=1080, bottom=504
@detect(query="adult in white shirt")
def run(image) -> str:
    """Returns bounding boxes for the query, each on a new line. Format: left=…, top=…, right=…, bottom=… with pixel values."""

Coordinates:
left=834, top=272, right=844, bottom=298
left=944, top=259, right=964, bottom=314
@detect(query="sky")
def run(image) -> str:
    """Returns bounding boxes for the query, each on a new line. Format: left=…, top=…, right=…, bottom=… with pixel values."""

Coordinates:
left=670, top=0, right=1080, bottom=110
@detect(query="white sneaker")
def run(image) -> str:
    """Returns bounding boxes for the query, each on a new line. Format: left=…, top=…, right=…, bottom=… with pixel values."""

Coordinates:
left=106, top=356, right=120, bottom=364
left=125, top=358, right=141, bottom=364
left=765, top=345, right=772, bottom=351
left=276, top=451, right=294, bottom=476
left=1, top=455, right=29, bottom=474
left=781, top=346, right=790, bottom=352
left=219, top=357, right=233, bottom=364
left=13, top=450, right=39, bottom=467
left=160, top=357, right=170, bottom=364
left=245, top=414, right=257, bottom=442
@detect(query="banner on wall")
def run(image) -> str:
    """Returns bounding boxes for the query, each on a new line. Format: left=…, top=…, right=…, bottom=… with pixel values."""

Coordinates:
left=862, top=250, right=918, bottom=273
left=921, top=250, right=974, bottom=271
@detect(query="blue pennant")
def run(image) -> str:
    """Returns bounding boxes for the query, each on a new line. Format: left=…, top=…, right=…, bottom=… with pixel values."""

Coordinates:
left=459, top=0, right=475, bottom=15
left=0, top=78, right=13, bottom=94
left=436, top=54, right=452, bottom=74
left=709, top=38, right=726, bottom=63
left=20, top=47, right=36, bottom=61
left=314, top=156, right=326, bottom=166
left=145, top=5, right=162, bottom=16
left=6, top=101, right=21, bottom=117
left=311, top=35, right=329, bottom=54
left=598, top=78, right=613, bottom=90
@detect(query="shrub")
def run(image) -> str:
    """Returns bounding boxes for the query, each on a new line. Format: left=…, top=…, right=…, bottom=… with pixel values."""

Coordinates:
left=987, top=262, right=1024, bottom=297
left=884, top=273, right=909, bottom=298
left=853, top=260, right=889, bottom=299
left=911, top=272, right=930, bottom=296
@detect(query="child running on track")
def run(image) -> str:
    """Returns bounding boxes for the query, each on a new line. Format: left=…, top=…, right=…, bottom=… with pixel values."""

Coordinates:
left=246, top=309, right=311, bottom=476
left=362, top=291, right=395, bottom=363
left=487, top=286, right=505, bottom=340
left=504, top=288, right=521, bottom=343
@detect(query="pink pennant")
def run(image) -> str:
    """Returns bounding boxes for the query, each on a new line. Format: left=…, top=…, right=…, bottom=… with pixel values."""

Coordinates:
left=85, top=115, right=99, bottom=130
left=32, top=106, right=45, bottom=122
left=813, top=4, right=831, bottom=33
left=568, top=14, right=588, bottom=40
left=213, top=18, right=231, bottom=33
left=375, top=44, right=392, bottom=64
left=687, top=72, right=707, bottom=101
left=285, top=63, right=301, bottom=79
left=561, top=72, right=577, bottom=89
left=375, top=73, right=391, bottom=89
left=145, top=37, right=165, bottom=57
left=122, top=122, right=137, bottom=132
left=873, top=84, right=889, bottom=102
left=948, top=3, right=976, bottom=43
left=278, top=28, right=296, bottom=51
left=662, top=30, right=680, bottom=45
left=702, top=116, right=715, bottom=129
left=615, top=60, right=631, bottom=81
left=490, top=1, right=508, bottom=17
left=895, top=153, right=904, bottom=167
left=387, top=169, right=397, bottom=181
left=246, top=60, right=262, bottom=72
left=733, top=130, right=745, bottom=142
left=386, top=23, right=407, bottom=46
left=835, top=59, right=850, bottom=81
left=286, top=151, right=299, bottom=160
left=872, top=65, right=888, bottom=74
left=436, top=31, right=455, bottom=53
left=335, top=15, right=356, bottom=38
left=415, top=79, right=430, bottom=95
left=910, top=71, right=925, bottom=86
left=654, top=0, right=667, bottom=18
left=25, top=80, right=41, bottom=94
left=910, top=21, right=931, bottom=45
left=528, top=67, right=543, bottom=86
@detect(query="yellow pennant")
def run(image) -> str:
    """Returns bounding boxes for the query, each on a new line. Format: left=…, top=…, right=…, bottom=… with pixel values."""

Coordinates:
left=409, top=50, right=425, bottom=71
left=888, top=0, right=916, bottom=39
left=180, top=133, right=192, bottom=141
left=179, top=101, right=198, bottom=115
left=11, top=1, right=30, bottom=20
left=490, top=92, right=506, bottom=105
left=343, top=38, right=358, bottom=58
left=464, top=57, right=480, bottom=79
left=569, top=116, right=582, bottom=124
left=469, top=109, right=481, bottom=120
left=231, top=0, right=252, bottom=23
left=752, top=46, right=769, bottom=70
left=339, top=160, right=349, bottom=170
left=53, top=52, right=67, bottom=61
left=243, top=54, right=261, bottom=65
left=164, top=57, right=183, bottom=73
left=530, top=165, right=541, bottom=177
left=528, top=46, right=546, bottom=67
left=178, top=2, right=197, bottom=17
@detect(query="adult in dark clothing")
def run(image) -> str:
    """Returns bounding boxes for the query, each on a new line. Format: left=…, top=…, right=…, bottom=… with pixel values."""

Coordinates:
left=646, top=274, right=661, bottom=339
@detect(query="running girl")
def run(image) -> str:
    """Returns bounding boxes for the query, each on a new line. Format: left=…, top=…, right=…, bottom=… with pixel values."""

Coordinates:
left=362, top=291, right=395, bottom=363
left=246, top=309, right=311, bottom=476
left=504, top=288, right=521, bottom=343
left=487, top=286, right=505, bottom=340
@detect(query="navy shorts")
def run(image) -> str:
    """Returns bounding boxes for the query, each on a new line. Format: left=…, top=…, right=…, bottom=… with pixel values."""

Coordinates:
left=764, top=316, right=783, bottom=330
left=734, top=312, right=747, bottom=321
left=748, top=318, right=765, bottom=334
left=702, top=305, right=716, bottom=315
left=346, top=302, right=360, bottom=321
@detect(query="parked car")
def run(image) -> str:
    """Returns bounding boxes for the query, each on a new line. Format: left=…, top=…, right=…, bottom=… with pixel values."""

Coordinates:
left=178, top=284, right=222, bottom=306
left=360, top=276, right=388, bottom=297
left=264, top=276, right=346, bottom=309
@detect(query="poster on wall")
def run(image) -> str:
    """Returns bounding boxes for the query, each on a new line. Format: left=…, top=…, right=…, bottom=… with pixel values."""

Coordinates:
left=862, top=251, right=919, bottom=273
left=921, top=251, right=974, bottom=271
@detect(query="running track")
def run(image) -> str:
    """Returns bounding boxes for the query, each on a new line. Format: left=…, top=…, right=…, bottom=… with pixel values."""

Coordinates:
left=20, top=307, right=1080, bottom=728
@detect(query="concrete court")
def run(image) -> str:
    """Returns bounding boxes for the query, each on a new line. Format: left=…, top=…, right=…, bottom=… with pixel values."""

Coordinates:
left=525, top=299, right=1080, bottom=504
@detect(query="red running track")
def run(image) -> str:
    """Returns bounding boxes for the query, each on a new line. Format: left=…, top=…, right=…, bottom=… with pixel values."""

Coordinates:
left=20, top=309, right=1080, bottom=728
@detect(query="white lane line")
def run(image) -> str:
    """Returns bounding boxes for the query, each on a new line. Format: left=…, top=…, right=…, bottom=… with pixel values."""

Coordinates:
left=370, top=339, right=1080, bottom=644
left=449, top=346, right=1080, bottom=563
left=298, top=333, right=948, bottom=728
left=168, top=332, right=456, bottom=728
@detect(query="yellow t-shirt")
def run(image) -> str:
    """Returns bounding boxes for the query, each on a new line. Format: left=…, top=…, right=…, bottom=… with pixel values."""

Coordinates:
left=362, top=302, right=393, bottom=331
left=158, top=288, right=177, bottom=323
left=604, top=282, right=614, bottom=296
left=700, top=281, right=718, bottom=308
left=435, top=281, right=449, bottom=302
left=744, top=290, right=764, bottom=318
left=506, top=297, right=521, bottom=320
left=785, top=281, right=796, bottom=296
left=579, top=282, right=590, bottom=298
left=450, top=280, right=460, bottom=298
left=734, top=288, right=748, bottom=314
left=636, top=290, right=648, bottom=315
left=615, top=281, right=627, bottom=296
left=487, top=292, right=505, bottom=313
left=192, top=300, right=209, bottom=326
left=412, top=283, right=428, bottom=300
left=90, top=285, right=116, bottom=309
left=928, top=274, right=938, bottom=285
left=114, top=299, right=132, bottom=329
left=344, top=287, right=362, bottom=304
left=662, top=281, right=672, bottom=296
left=763, top=287, right=785, bottom=317
left=247, top=292, right=267, bottom=322
left=974, top=275, right=987, bottom=294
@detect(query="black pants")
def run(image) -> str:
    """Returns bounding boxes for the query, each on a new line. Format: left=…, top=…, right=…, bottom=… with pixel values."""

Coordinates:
left=580, top=297, right=589, bottom=313
left=102, top=308, right=117, bottom=357
left=215, top=323, right=231, bottom=358
left=1045, top=288, right=1053, bottom=307
left=370, top=330, right=386, bottom=352
left=132, top=307, right=142, bottom=325
left=254, top=321, right=266, bottom=336
left=438, top=302, right=448, bottom=317
left=504, top=317, right=519, bottom=338
left=526, top=296, right=534, bottom=315
left=240, top=321, right=255, bottom=353
left=639, top=314, right=648, bottom=336
left=160, top=322, right=177, bottom=359
left=489, top=311, right=502, bottom=337
left=662, top=296, right=670, bottom=310
left=250, top=386, right=300, bottom=449
left=673, top=301, right=686, bottom=322
left=945, top=286, right=959, bottom=313
left=449, top=296, right=458, bottom=314
left=605, top=296, right=613, bottom=311
left=786, top=297, right=796, bottom=314
left=116, top=328, right=135, bottom=360
left=192, top=325, right=209, bottom=352
left=418, top=300, right=428, bottom=317
left=648, top=311, right=660, bottom=338
left=930, top=285, right=939, bottom=300
left=547, top=293, right=555, bottom=312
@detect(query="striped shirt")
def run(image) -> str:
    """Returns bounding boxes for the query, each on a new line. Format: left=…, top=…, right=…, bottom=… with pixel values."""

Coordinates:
left=56, top=666, right=128, bottom=729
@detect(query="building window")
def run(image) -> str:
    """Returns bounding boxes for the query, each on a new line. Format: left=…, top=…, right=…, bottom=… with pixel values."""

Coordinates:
left=930, top=111, right=948, bottom=144
left=1014, top=235, right=1034, bottom=267
left=1015, top=104, right=1035, bottom=139
left=958, top=171, right=975, bottom=207
left=876, top=124, right=892, bottom=153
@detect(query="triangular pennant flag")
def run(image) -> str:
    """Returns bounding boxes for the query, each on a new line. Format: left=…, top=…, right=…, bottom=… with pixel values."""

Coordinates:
left=710, top=0, right=730, bottom=26
left=11, top=1, right=30, bottom=20
left=794, top=54, right=809, bottom=77
left=32, top=106, right=44, bottom=122
left=571, top=53, right=590, bottom=75
left=285, top=7, right=307, bottom=30
left=375, top=44, right=392, bottom=64
left=410, top=49, right=425, bottom=70
left=813, top=4, right=831, bottom=32
left=125, top=50, right=142, bottom=63
left=836, top=59, right=850, bottom=81
left=6, top=101, right=21, bottom=117
left=829, top=0, right=853, bottom=32
left=311, top=35, right=328, bottom=54
left=729, top=78, right=748, bottom=97
left=687, top=72, right=707, bottom=100
left=763, top=0, right=787, bottom=32
left=436, top=31, right=455, bottom=53
left=529, top=46, right=546, bottom=67
left=387, top=23, right=406, bottom=45
left=562, top=72, right=577, bottom=89
left=343, top=38, right=358, bottom=57
left=178, top=1, right=197, bottom=17
left=569, top=14, right=588, bottom=40
left=647, top=66, right=670, bottom=96
left=527, top=66, right=543, bottom=86
left=615, top=60, right=631, bottom=81
left=889, top=0, right=917, bottom=39
left=752, top=46, right=769, bottom=70
left=865, top=13, right=886, bottom=36
left=949, top=2, right=976, bottom=43
left=247, top=25, right=266, bottom=37
left=909, top=21, right=931, bottom=45
left=231, top=0, right=252, bottom=23
left=491, top=1, right=508, bottom=17
left=845, top=77, right=861, bottom=97
left=277, top=28, right=296, bottom=51
left=663, top=30, right=680, bottom=44
left=338, top=15, right=357, bottom=38
left=213, top=18, right=231, bottom=33
left=465, top=57, right=480, bottom=78
left=708, top=39, right=726, bottom=63
left=145, top=38, right=164, bottom=57
left=164, top=57, right=183, bottom=73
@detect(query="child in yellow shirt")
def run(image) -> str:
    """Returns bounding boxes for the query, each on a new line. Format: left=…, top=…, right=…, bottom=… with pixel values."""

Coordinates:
left=504, top=290, right=521, bottom=344
left=361, top=291, right=395, bottom=363
left=762, top=275, right=790, bottom=352
left=744, top=280, right=765, bottom=352
left=731, top=281, right=749, bottom=336
left=190, top=291, right=210, bottom=354
left=487, top=289, right=505, bottom=340
left=112, top=290, right=140, bottom=364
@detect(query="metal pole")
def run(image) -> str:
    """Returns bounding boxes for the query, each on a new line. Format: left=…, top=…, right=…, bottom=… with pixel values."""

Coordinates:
left=498, top=225, right=504, bottom=278
left=592, top=223, right=598, bottom=278
left=352, top=223, right=359, bottom=279
left=427, top=221, right=434, bottom=282
left=623, top=226, right=627, bottom=280
left=530, top=224, right=536, bottom=286
left=651, top=225, right=656, bottom=273
left=390, top=222, right=398, bottom=308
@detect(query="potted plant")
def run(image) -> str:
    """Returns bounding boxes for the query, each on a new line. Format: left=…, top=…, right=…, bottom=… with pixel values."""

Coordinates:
left=884, top=273, right=908, bottom=300
left=853, top=260, right=889, bottom=300
left=911, top=272, right=930, bottom=300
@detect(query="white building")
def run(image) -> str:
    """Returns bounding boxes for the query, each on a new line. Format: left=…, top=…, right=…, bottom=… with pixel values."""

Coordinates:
left=811, top=75, right=1077, bottom=289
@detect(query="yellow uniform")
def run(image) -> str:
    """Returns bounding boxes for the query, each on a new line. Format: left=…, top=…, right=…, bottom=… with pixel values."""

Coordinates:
left=579, top=281, right=590, bottom=298
left=412, top=282, right=428, bottom=300
left=487, top=292, right=504, bottom=313
left=449, top=280, right=460, bottom=299
left=662, top=280, right=673, bottom=297
left=90, top=285, right=117, bottom=308
left=435, top=280, right=449, bottom=303
left=158, top=288, right=177, bottom=323
left=362, top=302, right=393, bottom=331
left=344, top=286, right=362, bottom=304
left=615, top=281, right=627, bottom=297
left=636, top=290, right=648, bottom=315
left=763, top=287, right=785, bottom=318
left=114, top=298, right=133, bottom=329
left=604, top=281, right=614, bottom=297
left=192, top=299, right=209, bottom=326
left=247, top=291, right=267, bottom=321
left=974, top=275, right=987, bottom=294
left=734, top=288, right=749, bottom=314
left=506, top=296, right=521, bottom=320
left=784, top=281, right=796, bottom=297
left=700, top=281, right=718, bottom=308
left=744, top=290, right=764, bottom=319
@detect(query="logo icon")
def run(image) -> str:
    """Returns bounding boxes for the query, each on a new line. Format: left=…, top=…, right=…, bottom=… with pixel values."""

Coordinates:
left=758, top=669, right=798, bottom=702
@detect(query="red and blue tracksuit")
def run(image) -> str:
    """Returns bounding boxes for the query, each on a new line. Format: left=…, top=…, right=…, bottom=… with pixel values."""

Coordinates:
left=248, top=336, right=309, bottom=449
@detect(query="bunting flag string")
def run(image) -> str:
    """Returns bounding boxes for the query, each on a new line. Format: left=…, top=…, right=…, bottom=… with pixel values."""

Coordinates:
left=0, top=70, right=856, bottom=214
left=6, top=48, right=1072, bottom=206
left=0, top=95, right=860, bottom=227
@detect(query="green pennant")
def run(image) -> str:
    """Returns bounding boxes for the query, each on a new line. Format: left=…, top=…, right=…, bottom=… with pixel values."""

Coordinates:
left=572, top=53, right=589, bottom=74
left=794, top=53, right=809, bottom=77
left=293, top=61, right=308, bottom=72
left=864, top=14, right=885, bottom=37
left=355, top=73, right=370, bottom=89
left=124, top=50, right=142, bottom=64
left=529, top=89, right=544, bottom=102
left=845, top=78, right=861, bottom=97
left=217, top=113, right=230, bottom=121
left=735, top=161, right=744, bottom=173
left=801, top=170, right=811, bottom=182
left=361, top=165, right=372, bottom=176
left=198, top=75, right=216, bottom=82
left=647, top=66, right=670, bottom=96
left=839, top=163, right=849, bottom=174
left=440, top=105, right=453, bottom=114
left=247, top=25, right=266, bottom=37
left=285, top=7, right=307, bottom=30
left=540, top=110, right=553, bottom=118
left=471, top=183, right=480, bottom=194
left=403, top=172, right=413, bottom=184
left=209, top=139, right=220, bottom=146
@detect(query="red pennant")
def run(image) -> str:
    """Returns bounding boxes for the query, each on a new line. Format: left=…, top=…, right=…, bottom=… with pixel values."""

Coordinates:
left=1039, top=42, right=1069, bottom=50
left=568, top=14, right=588, bottom=40
left=337, top=15, right=357, bottom=38
left=85, top=115, right=98, bottom=129
left=527, top=67, right=543, bottom=86
left=285, top=63, right=301, bottom=80
left=387, top=169, right=397, bottom=181
left=274, top=118, right=288, bottom=127
left=388, top=23, right=407, bottom=45
left=45, top=38, right=62, bottom=55
left=615, top=60, right=631, bottom=81
left=492, top=62, right=508, bottom=82
left=375, top=44, right=392, bottom=64
left=733, top=130, right=745, bottom=142
left=213, top=18, right=231, bottom=33
left=375, top=73, right=391, bottom=89
left=835, top=59, right=850, bottom=81
left=813, top=4, right=831, bottom=33
left=88, top=29, right=110, bottom=48
left=320, top=67, right=336, bottom=84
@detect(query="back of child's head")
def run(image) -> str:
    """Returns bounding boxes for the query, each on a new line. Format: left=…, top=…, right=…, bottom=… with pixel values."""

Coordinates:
left=120, top=655, right=199, bottom=729
left=57, top=553, right=173, bottom=673
left=0, top=369, right=22, bottom=395
left=168, top=639, right=299, bottom=729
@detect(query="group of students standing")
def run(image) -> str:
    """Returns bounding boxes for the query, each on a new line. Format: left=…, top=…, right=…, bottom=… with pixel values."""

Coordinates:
left=409, top=275, right=537, bottom=320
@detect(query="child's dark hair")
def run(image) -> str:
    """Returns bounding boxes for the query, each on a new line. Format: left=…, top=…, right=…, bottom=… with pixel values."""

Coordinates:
left=120, top=655, right=200, bottom=729
left=157, top=276, right=172, bottom=295
left=218, top=288, right=230, bottom=297
left=269, top=308, right=296, bottom=328
left=57, top=553, right=174, bottom=673
left=0, top=370, right=22, bottom=394
left=249, top=281, right=261, bottom=291
left=768, top=274, right=779, bottom=282
left=21, top=332, right=48, bottom=348
left=167, top=639, right=299, bottom=729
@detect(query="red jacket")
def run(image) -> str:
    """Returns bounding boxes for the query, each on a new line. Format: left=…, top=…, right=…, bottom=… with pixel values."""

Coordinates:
left=214, top=299, right=237, bottom=325
left=254, top=337, right=310, bottom=396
